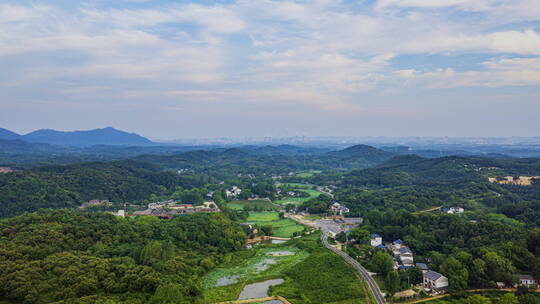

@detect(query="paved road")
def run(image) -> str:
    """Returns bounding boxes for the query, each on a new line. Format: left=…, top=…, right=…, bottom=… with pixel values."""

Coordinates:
left=322, top=232, right=386, bottom=304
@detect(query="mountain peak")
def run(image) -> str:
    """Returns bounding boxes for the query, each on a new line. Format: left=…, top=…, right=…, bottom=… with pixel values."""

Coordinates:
left=22, top=127, right=153, bottom=147
left=0, top=128, right=21, bottom=140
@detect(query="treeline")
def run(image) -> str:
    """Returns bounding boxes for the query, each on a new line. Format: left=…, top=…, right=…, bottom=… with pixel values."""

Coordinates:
left=0, top=160, right=214, bottom=218
left=0, top=209, right=246, bottom=304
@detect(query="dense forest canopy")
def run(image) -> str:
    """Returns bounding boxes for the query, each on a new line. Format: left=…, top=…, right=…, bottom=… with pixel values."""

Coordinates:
left=0, top=209, right=246, bottom=304
left=0, top=160, right=214, bottom=218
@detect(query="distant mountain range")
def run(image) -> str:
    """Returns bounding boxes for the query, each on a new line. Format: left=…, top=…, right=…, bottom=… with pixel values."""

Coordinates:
left=0, top=127, right=153, bottom=147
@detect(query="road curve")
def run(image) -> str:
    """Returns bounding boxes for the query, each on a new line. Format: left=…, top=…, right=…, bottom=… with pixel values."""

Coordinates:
left=322, top=232, right=386, bottom=304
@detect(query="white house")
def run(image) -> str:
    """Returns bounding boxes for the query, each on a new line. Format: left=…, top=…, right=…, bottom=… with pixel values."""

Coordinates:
left=423, top=270, right=449, bottom=293
left=399, top=247, right=414, bottom=266
left=226, top=186, right=242, bottom=197
left=370, top=234, right=382, bottom=247
left=390, top=239, right=404, bottom=256
left=446, top=207, right=464, bottom=214
left=517, top=274, right=537, bottom=287
left=329, top=202, right=349, bottom=216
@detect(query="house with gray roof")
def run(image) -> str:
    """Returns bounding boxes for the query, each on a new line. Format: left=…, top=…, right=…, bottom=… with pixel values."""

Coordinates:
left=423, top=270, right=449, bottom=293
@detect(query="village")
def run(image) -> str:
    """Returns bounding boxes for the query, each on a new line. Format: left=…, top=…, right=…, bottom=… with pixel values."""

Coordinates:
left=76, top=182, right=538, bottom=303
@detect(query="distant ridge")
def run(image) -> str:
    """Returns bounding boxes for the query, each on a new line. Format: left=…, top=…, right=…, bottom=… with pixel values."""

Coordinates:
left=328, top=144, right=395, bottom=162
left=21, top=127, right=153, bottom=147
left=0, top=128, right=21, bottom=140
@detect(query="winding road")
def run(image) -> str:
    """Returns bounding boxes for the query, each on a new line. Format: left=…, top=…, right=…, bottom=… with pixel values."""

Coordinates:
left=322, top=232, right=386, bottom=304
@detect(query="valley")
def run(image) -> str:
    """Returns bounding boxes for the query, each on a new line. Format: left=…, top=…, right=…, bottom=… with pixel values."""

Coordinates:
left=1, top=140, right=540, bottom=304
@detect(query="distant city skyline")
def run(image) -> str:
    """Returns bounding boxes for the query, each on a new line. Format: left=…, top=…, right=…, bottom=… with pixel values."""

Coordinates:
left=1, top=0, right=540, bottom=138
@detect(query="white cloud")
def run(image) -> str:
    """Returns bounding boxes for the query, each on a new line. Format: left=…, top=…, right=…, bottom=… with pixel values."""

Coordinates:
left=1, top=0, right=540, bottom=117
left=394, top=57, right=540, bottom=88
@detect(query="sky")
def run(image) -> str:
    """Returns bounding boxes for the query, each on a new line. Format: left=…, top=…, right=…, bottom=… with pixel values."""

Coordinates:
left=1, top=0, right=540, bottom=140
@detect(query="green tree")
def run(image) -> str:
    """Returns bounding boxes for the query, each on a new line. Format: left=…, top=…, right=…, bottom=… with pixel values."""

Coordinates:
left=385, top=271, right=401, bottom=297
left=349, top=227, right=370, bottom=244
left=440, top=257, right=469, bottom=292
left=149, top=283, right=186, bottom=304
left=498, top=293, right=519, bottom=304
left=371, top=251, right=394, bottom=276
left=466, top=295, right=491, bottom=304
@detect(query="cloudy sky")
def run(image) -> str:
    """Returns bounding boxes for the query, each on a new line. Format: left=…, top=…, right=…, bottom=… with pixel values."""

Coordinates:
left=1, top=0, right=540, bottom=139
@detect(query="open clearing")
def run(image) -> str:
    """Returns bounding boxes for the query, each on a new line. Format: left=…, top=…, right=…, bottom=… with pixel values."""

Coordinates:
left=274, top=184, right=325, bottom=206
left=244, top=212, right=304, bottom=238
left=295, top=170, right=322, bottom=178
left=203, top=233, right=367, bottom=304
left=227, top=200, right=278, bottom=211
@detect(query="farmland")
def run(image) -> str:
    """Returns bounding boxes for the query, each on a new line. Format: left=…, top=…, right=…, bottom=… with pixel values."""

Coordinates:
left=203, top=233, right=367, bottom=304
left=227, top=199, right=278, bottom=211
left=274, top=183, right=325, bottom=206
left=244, top=211, right=305, bottom=238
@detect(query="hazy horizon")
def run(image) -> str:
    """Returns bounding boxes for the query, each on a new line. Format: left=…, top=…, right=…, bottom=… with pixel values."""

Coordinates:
left=2, top=0, right=540, bottom=138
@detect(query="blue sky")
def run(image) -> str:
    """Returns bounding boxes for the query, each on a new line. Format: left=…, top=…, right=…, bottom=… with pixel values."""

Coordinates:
left=1, top=0, right=540, bottom=139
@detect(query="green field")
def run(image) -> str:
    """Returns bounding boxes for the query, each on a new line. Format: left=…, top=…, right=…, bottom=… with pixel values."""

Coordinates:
left=203, top=242, right=310, bottom=302
left=419, top=291, right=540, bottom=304
left=275, top=184, right=325, bottom=206
left=270, top=247, right=366, bottom=304
left=203, top=233, right=367, bottom=304
left=295, top=170, right=322, bottom=178
left=282, top=182, right=315, bottom=189
left=244, top=212, right=304, bottom=238
left=227, top=199, right=278, bottom=211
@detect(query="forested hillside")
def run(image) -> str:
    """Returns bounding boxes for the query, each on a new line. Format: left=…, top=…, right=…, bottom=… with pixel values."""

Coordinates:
left=360, top=210, right=540, bottom=292
left=0, top=160, right=213, bottom=218
left=0, top=209, right=246, bottom=304
left=136, top=144, right=395, bottom=178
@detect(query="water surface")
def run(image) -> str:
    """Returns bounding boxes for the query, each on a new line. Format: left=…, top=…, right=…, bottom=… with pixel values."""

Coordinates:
left=238, top=278, right=285, bottom=300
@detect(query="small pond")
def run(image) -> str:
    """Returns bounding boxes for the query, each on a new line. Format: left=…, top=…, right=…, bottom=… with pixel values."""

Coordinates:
left=267, top=251, right=295, bottom=256
left=215, top=275, right=239, bottom=287
left=255, top=258, right=276, bottom=271
left=238, top=278, right=285, bottom=300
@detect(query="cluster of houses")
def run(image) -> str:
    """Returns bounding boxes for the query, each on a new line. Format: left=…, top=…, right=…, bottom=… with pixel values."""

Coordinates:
left=226, top=186, right=242, bottom=197
left=443, top=206, right=464, bottom=214
left=131, top=200, right=220, bottom=218
left=370, top=234, right=449, bottom=294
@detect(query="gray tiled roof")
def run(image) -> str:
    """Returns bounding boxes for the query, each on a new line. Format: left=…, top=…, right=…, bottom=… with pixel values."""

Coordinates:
left=424, top=270, right=445, bottom=281
left=416, top=263, right=428, bottom=270
left=518, top=274, right=535, bottom=281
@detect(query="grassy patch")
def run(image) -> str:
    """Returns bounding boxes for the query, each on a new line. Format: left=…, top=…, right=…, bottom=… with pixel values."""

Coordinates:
left=304, top=214, right=323, bottom=220
left=245, top=212, right=305, bottom=238
left=270, top=249, right=366, bottom=304
left=227, top=200, right=278, bottom=211
left=203, top=242, right=310, bottom=302
left=202, top=283, right=245, bottom=302
left=295, top=171, right=322, bottom=178
left=419, top=291, right=540, bottom=304
left=274, top=184, right=325, bottom=206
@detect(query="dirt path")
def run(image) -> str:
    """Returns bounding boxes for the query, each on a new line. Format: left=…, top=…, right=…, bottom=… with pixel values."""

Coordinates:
left=414, top=206, right=442, bottom=214
left=399, top=288, right=540, bottom=304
